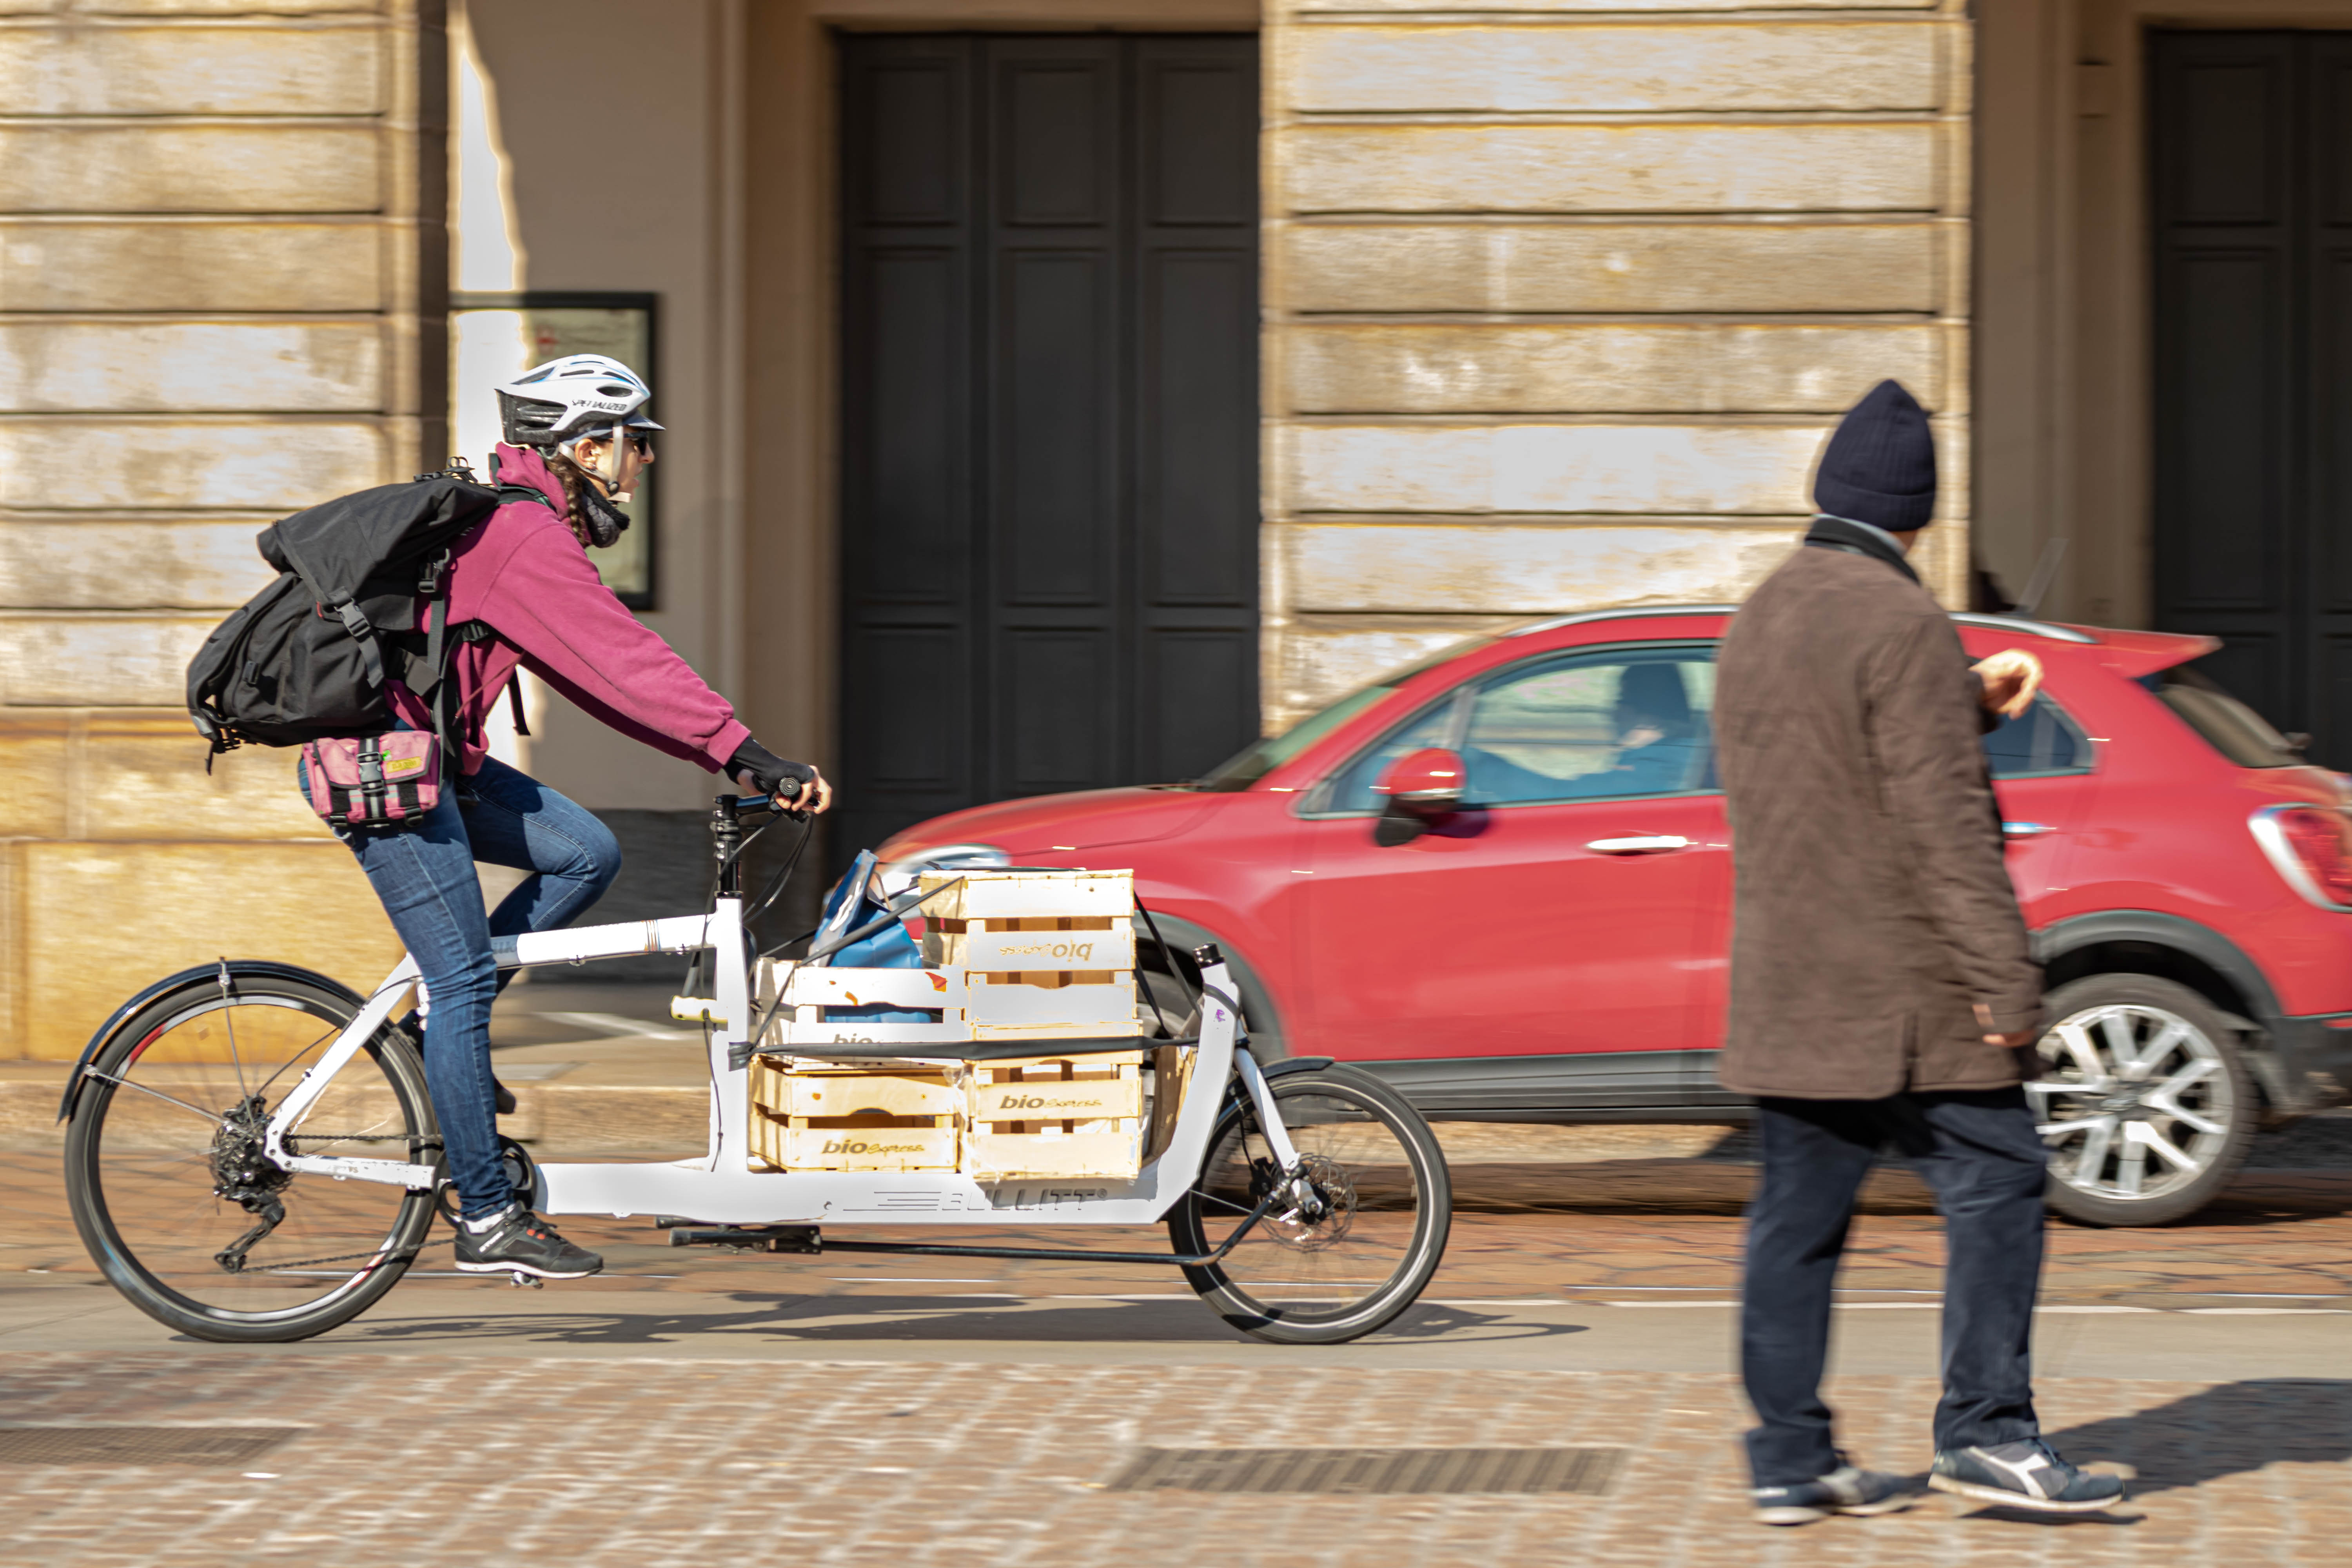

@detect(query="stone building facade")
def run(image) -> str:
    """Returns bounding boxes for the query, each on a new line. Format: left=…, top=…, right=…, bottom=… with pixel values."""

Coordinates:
left=0, top=2, right=440, bottom=1056
left=1258, top=0, right=1970, bottom=730
left=0, top=0, right=2316, bottom=1054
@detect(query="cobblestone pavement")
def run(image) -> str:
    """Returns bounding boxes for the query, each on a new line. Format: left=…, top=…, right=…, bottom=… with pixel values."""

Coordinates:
left=2, top=1352, right=2348, bottom=1566
left=8, top=1151, right=2352, bottom=1563
left=13, top=1153, right=2352, bottom=1308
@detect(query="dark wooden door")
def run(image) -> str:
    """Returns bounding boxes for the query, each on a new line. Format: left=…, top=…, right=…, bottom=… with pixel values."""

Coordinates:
left=2152, top=31, right=2352, bottom=760
left=836, top=34, right=1260, bottom=859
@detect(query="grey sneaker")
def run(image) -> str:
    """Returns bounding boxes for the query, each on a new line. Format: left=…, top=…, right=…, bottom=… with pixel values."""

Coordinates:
left=1929, top=1439, right=2125, bottom=1512
left=1753, top=1463, right=1912, bottom=1526
left=452, top=1203, right=603, bottom=1280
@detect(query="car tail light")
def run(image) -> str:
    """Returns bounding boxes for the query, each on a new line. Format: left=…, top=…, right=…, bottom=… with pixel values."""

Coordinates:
left=2251, top=804, right=2352, bottom=909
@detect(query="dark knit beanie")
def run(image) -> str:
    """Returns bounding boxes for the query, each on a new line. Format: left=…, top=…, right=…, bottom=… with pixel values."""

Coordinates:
left=1813, top=379, right=1936, bottom=532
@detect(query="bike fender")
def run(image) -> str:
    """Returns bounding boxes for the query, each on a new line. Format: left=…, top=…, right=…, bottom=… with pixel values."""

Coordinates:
left=1261, top=1056, right=1336, bottom=1079
left=56, top=960, right=364, bottom=1123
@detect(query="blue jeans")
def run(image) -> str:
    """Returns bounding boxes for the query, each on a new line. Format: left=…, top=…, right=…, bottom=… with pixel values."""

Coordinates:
left=1740, top=1088, right=2049, bottom=1486
left=301, top=752, right=621, bottom=1217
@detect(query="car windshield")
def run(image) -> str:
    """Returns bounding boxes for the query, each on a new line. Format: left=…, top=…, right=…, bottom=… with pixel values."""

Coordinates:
left=1185, top=636, right=1497, bottom=792
left=2140, top=659, right=2302, bottom=768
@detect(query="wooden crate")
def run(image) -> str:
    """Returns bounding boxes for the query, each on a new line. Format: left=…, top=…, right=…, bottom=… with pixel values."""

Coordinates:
left=755, top=958, right=976, bottom=1051
left=967, top=1056, right=1145, bottom=1121
left=963, top=975, right=1141, bottom=1040
left=922, top=916, right=1135, bottom=973
left=747, top=1056, right=961, bottom=1120
left=964, top=1123, right=1146, bottom=1179
left=753, top=901, right=1144, bottom=1048
left=918, top=868, right=1131, bottom=923
left=921, top=873, right=1143, bottom=1042
left=963, top=1053, right=1147, bottom=1179
left=749, top=1112, right=958, bottom=1172
left=1146, top=1043, right=1195, bottom=1161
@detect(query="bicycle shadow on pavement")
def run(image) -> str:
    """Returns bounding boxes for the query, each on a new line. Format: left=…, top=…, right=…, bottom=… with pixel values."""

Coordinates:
left=333, top=1294, right=1587, bottom=1349
left=2038, top=1377, right=2352, bottom=1497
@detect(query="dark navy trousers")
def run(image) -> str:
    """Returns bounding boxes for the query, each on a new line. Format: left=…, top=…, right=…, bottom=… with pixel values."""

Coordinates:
left=1740, top=1087, right=2050, bottom=1486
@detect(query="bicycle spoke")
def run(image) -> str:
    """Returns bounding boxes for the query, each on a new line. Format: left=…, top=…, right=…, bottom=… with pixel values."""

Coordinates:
left=253, top=1022, right=346, bottom=1096
left=73, top=984, right=437, bottom=1336
left=219, top=969, right=251, bottom=1100
left=82, top=1070, right=225, bottom=1125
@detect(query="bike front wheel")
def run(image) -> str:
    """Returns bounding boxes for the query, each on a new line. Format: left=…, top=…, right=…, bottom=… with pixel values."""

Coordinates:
left=64, top=968, right=441, bottom=1343
left=1168, top=1065, right=1450, bottom=1345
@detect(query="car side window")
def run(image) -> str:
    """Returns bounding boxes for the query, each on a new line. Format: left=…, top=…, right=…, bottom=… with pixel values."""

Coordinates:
left=1458, top=650, right=1717, bottom=806
left=1982, top=695, right=2092, bottom=779
left=1320, top=695, right=1463, bottom=814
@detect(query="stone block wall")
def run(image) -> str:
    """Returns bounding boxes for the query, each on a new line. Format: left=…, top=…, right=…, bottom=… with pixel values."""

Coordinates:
left=0, top=1, right=442, bottom=1058
left=1261, top=0, right=1973, bottom=726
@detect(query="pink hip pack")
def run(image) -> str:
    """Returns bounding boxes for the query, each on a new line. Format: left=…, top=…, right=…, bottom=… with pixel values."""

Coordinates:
left=300, top=731, right=442, bottom=829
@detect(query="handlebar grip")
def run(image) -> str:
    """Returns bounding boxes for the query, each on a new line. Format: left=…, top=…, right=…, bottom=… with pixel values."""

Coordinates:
left=733, top=781, right=802, bottom=815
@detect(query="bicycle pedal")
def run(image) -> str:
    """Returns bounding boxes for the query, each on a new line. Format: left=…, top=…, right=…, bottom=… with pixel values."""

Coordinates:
left=509, top=1271, right=543, bottom=1289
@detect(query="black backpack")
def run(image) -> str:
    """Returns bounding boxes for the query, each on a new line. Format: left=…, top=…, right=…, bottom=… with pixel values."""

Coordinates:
left=186, top=463, right=546, bottom=759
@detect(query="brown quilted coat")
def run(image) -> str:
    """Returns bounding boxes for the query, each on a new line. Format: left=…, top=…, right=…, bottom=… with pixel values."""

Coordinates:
left=1713, top=544, right=2044, bottom=1099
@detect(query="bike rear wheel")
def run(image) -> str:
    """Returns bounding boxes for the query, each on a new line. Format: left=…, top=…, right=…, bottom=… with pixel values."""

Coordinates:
left=1168, top=1066, right=1450, bottom=1345
left=64, top=969, right=440, bottom=1343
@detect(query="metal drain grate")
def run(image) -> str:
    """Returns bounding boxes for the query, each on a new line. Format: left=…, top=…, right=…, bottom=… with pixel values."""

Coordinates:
left=1103, top=1445, right=1623, bottom=1495
left=0, top=1427, right=300, bottom=1467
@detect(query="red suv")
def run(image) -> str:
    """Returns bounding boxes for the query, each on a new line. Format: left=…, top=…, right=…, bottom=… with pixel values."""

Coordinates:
left=875, top=607, right=2352, bottom=1225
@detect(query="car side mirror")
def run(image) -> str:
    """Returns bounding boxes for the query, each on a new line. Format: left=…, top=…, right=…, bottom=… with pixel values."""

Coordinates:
left=1374, top=747, right=1466, bottom=817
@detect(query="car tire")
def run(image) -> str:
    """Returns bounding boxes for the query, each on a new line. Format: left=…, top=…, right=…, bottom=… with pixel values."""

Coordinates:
left=2031, top=974, right=2258, bottom=1227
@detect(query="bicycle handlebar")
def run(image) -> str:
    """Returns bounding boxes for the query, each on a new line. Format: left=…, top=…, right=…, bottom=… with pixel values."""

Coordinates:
left=727, top=782, right=803, bottom=816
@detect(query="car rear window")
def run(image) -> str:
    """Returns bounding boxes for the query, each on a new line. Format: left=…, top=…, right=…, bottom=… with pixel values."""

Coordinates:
left=2140, top=661, right=2301, bottom=768
left=1982, top=696, right=2091, bottom=778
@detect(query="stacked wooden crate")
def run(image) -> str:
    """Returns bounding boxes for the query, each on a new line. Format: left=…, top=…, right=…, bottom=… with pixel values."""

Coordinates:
left=963, top=1051, right=1149, bottom=1179
left=916, top=870, right=1140, bottom=1042
left=920, top=869, right=1149, bottom=1179
left=747, top=869, right=1162, bottom=1178
left=744, top=1055, right=961, bottom=1172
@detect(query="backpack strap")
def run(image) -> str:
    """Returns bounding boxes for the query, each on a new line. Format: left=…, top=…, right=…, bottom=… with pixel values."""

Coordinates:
left=327, top=594, right=385, bottom=687
left=496, top=483, right=555, bottom=510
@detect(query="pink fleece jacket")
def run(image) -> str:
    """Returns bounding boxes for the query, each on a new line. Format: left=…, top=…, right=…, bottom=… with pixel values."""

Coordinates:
left=388, top=444, right=751, bottom=777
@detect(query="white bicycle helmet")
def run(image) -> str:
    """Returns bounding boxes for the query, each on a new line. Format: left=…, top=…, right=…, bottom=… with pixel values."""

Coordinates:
left=494, top=354, right=664, bottom=448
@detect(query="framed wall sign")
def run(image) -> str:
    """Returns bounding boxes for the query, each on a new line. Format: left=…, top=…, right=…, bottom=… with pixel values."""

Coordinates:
left=451, top=291, right=659, bottom=609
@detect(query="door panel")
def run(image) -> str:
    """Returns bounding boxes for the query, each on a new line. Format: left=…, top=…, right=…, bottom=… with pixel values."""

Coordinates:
left=1300, top=645, right=1726, bottom=1067
left=1303, top=797, right=1726, bottom=1062
left=2152, top=31, right=2352, bottom=761
left=837, top=36, right=1260, bottom=863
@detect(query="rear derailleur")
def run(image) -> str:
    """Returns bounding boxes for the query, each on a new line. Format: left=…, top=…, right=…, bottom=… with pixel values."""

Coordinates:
left=210, top=1094, right=291, bottom=1274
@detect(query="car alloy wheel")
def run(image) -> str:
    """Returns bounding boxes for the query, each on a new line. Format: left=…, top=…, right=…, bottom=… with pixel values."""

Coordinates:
left=2027, top=974, right=2256, bottom=1226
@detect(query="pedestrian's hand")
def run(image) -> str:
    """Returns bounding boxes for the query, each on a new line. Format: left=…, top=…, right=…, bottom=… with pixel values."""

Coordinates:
left=1972, top=648, right=2044, bottom=720
left=1974, top=1002, right=2040, bottom=1048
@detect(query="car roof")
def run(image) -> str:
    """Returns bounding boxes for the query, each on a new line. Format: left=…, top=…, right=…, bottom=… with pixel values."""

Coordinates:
left=1261, top=603, right=2224, bottom=791
left=1502, top=604, right=2217, bottom=677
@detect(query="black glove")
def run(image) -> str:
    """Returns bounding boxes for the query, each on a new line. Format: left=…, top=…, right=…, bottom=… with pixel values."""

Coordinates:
left=728, top=738, right=817, bottom=803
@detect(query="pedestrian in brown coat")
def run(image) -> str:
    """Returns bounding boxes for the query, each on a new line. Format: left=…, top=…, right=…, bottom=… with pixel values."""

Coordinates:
left=1714, top=379, right=2124, bottom=1524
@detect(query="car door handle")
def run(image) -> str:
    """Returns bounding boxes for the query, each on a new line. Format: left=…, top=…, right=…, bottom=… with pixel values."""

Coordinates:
left=1586, top=835, right=1692, bottom=854
left=2002, top=822, right=2057, bottom=838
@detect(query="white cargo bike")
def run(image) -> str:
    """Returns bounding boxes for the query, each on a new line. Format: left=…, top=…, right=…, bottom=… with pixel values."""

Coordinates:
left=60, top=793, right=1452, bottom=1346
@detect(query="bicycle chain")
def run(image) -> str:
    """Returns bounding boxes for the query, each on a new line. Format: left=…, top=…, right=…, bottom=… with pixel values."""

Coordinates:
left=239, top=1236, right=448, bottom=1273
left=234, top=1135, right=446, bottom=1272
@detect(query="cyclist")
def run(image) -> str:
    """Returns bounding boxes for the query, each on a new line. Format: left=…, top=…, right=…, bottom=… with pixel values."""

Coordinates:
left=303, top=353, right=832, bottom=1281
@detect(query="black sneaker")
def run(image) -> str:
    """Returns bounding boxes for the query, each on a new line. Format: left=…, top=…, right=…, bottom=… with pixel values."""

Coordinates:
left=1753, top=1463, right=1912, bottom=1525
left=453, top=1204, right=603, bottom=1280
left=1929, top=1439, right=2125, bottom=1512
left=494, top=1078, right=517, bottom=1116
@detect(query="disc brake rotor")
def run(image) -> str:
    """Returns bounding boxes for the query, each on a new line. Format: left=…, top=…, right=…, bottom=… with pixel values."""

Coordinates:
left=1263, top=1152, right=1358, bottom=1251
